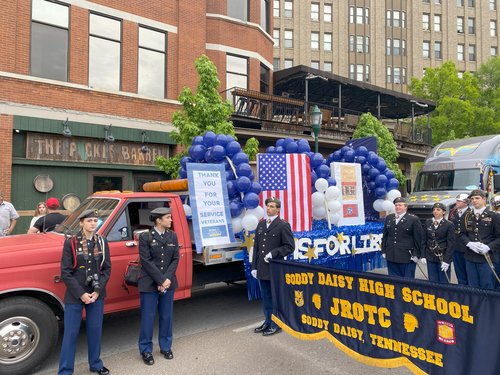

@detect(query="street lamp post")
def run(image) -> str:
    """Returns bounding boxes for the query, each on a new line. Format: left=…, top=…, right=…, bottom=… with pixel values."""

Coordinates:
left=310, top=105, right=322, bottom=153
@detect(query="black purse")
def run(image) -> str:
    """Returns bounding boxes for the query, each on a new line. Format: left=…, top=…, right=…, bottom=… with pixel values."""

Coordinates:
left=124, top=257, right=141, bottom=287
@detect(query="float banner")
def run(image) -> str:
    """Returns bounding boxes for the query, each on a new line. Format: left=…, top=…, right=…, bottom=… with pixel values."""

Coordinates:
left=187, top=163, right=235, bottom=253
left=270, top=260, right=500, bottom=375
left=331, top=162, right=365, bottom=226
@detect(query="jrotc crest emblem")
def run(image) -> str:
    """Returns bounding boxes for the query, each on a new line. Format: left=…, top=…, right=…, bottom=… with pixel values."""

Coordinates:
left=436, top=321, right=456, bottom=345
left=294, top=290, right=304, bottom=307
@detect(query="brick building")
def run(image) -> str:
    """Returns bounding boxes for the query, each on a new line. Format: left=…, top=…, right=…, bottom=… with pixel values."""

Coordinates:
left=0, top=0, right=273, bottom=232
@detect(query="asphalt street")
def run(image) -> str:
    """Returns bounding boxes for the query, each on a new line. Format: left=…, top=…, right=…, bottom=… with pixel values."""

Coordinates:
left=34, top=280, right=413, bottom=375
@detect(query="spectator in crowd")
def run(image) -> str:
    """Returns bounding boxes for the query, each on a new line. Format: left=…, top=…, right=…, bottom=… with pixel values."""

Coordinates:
left=423, top=203, right=455, bottom=283
left=382, top=197, right=425, bottom=278
left=460, top=189, right=500, bottom=289
left=448, top=193, right=471, bottom=285
left=28, top=201, right=47, bottom=233
left=0, top=191, right=19, bottom=236
left=251, top=197, right=295, bottom=336
left=28, top=197, right=66, bottom=233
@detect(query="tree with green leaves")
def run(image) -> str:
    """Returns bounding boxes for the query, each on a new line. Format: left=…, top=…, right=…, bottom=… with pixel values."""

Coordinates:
left=155, top=54, right=259, bottom=178
left=352, top=113, right=405, bottom=184
left=409, top=60, right=500, bottom=144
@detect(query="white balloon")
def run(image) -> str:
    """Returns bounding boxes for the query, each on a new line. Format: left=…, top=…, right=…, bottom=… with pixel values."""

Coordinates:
left=327, top=200, right=342, bottom=213
left=373, top=199, right=385, bottom=212
left=183, top=204, right=192, bottom=217
left=312, top=192, right=326, bottom=207
left=231, top=217, right=243, bottom=234
left=246, top=206, right=264, bottom=220
left=241, top=214, right=259, bottom=231
left=315, top=178, right=329, bottom=193
left=329, top=213, right=341, bottom=225
left=325, top=186, right=341, bottom=201
left=381, top=200, right=395, bottom=213
left=386, top=189, right=402, bottom=202
left=312, top=206, right=327, bottom=219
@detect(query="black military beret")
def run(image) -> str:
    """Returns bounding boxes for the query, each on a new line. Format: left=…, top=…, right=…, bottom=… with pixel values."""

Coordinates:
left=432, top=202, right=446, bottom=211
left=468, top=189, right=486, bottom=198
left=393, top=197, right=406, bottom=204
left=265, top=197, right=281, bottom=208
left=78, top=209, right=99, bottom=220
left=149, top=207, right=171, bottom=221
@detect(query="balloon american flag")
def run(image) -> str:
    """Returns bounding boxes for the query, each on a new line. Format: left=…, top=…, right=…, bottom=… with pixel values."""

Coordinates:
left=257, top=153, right=312, bottom=232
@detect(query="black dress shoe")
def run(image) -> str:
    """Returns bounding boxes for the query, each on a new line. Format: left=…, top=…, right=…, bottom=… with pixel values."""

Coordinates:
left=262, top=327, right=281, bottom=336
left=141, top=352, right=154, bottom=365
left=160, top=349, right=174, bottom=359
left=90, top=366, right=110, bottom=375
left=254, top=322, right=270, bottom=333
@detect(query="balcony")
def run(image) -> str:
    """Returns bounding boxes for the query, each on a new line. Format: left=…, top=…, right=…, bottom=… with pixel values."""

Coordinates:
left=230, top=88, right=432, bottom=161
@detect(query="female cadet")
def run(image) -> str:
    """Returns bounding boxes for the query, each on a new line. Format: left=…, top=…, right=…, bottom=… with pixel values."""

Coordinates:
left=138, top=207, right=179, bottom=366
left=423, top=202, right=455, bottom=283
left=58, top=209, right=111, bottom=375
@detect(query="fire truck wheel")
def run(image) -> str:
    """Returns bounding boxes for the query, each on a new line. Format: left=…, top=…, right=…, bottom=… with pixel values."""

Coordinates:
left=0, top=296, right=59, bottom=375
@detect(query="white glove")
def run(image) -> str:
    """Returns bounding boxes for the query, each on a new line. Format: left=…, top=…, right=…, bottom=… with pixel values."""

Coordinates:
left=420, top=258, right=427, bottom=264
left=466, top=242, right=482, bottom=254
left=440, top=262, right=450, bottom=272
left=410, top=256, right=419, bottom=263
left=251, top=270, right=257, bottom=279
left=381, top=253, right=386, bottom=259
left=264, top=252, right=273, bottom=263
left=477, top=243, right=490, bottom=254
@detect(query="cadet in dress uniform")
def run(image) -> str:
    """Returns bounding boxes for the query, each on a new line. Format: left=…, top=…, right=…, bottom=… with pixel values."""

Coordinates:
left=138, top=207, right=179, bottom=366
left=423, top=203, right=455, bottom=283
left=58, top=209, right=111, bottom=375
left=382, top=197, right=425, bottom=278
left=251, top=197, right=295, bottom=336
left=490, top=194, right=500, bottom=290
left=448, top=193, right=471, bottom=285
left=460, top=189, right=500, bottom=289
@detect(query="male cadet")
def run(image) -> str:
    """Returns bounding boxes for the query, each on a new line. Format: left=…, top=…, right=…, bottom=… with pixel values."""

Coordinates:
left=448, top=193, right=471, bottom=285
left=382, top=197, right=425, bottom=278
left=489, top=194, right=500, bottom=290
left=251, top=197, right=295, bottom=336
left=460, top=189, right=500, bottom=289
left=29, top=197, right=66, bottom=233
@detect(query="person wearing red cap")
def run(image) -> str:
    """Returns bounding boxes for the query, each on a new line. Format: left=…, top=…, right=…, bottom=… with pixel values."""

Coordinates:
left=28, top=197, right=66, bottom=233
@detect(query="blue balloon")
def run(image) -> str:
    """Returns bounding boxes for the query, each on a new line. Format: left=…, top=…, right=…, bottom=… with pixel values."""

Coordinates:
left=248, top=171, right=255, bottom=182
left=327, top=176, right=336, bottom=186
left=327, top=153, right=335, bottom=164
left=179, top=168, right=187, bottom=179
left=232, top=152, right=249, bottom=165
left=385, top=170, right=395, bottom=180
left=204, top=149, right=214, bottom=163
left=226, top=135, right=235, bottom=143
left=282, top=138, right=295, bottom=149
left=344, top=149, right=356, bottom=162
left=340, top=146, right=351, bottom=156
left=250, top=181, right=262, bottom=195
left=212, top=145, right=226, bottom=161
left=377, top=159, right=387, bottom=172
left=297, top=139, right=311, bottom=153
left=190, top=144, right=206, bottom=161
left=367, top=181, right=376, bottom=191
left=236, top=176, right=252, bottom=193
left=367, top=152, right=379, bottom=166
left=243, top=192, right=260, bottom=209
left=388, top=178, right=399, bottom=189
left=214, top=134, right=228, bottom=147
left=180, top=156, right=193, bottom=169
left=225, top=169, right=235, bottom=181
left=230, top=200, right=243, bottom=217
left=361, top=164, right=371, bottom=176
left=236, top=163, right=252, bottom=177
left=375, top=174, right=388, bottom=187
left=356, top=155, right=367, bottom=165
left=375, top=187, right=387, bottom=199
left=203, top=131, right=216, bottom=147
left=222, top=159, right=231, bottom=170
left=286, top=141, right=298, bottom=154
left=315, top=164, right=330, bottom=178
left=332, top=150, right=342, bottom=161
left=276, top=138, right=285, bottom=148
left=192, top=136, right=204, bottom=146
left=368, top=168, right=380, bottom=180
left=266, top=146, right=276, bottom=153
left=311, top=153, right=324, bottom=169
left=355, top=146, right=368, bottom=157
left=311, top=170, right=318, bottom=187
left=226, top=141, right=242, bottom=157
left=227, top=180, right=238, bottom=198
left=275, top=146, right=285, bottom=154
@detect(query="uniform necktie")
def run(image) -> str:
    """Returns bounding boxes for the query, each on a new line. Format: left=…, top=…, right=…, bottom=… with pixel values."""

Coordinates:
left=475, top=213, right=480, bottom=219
left=267, top=219, right=271, bottom=225
left=433, top=220, right=438, bottom=226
